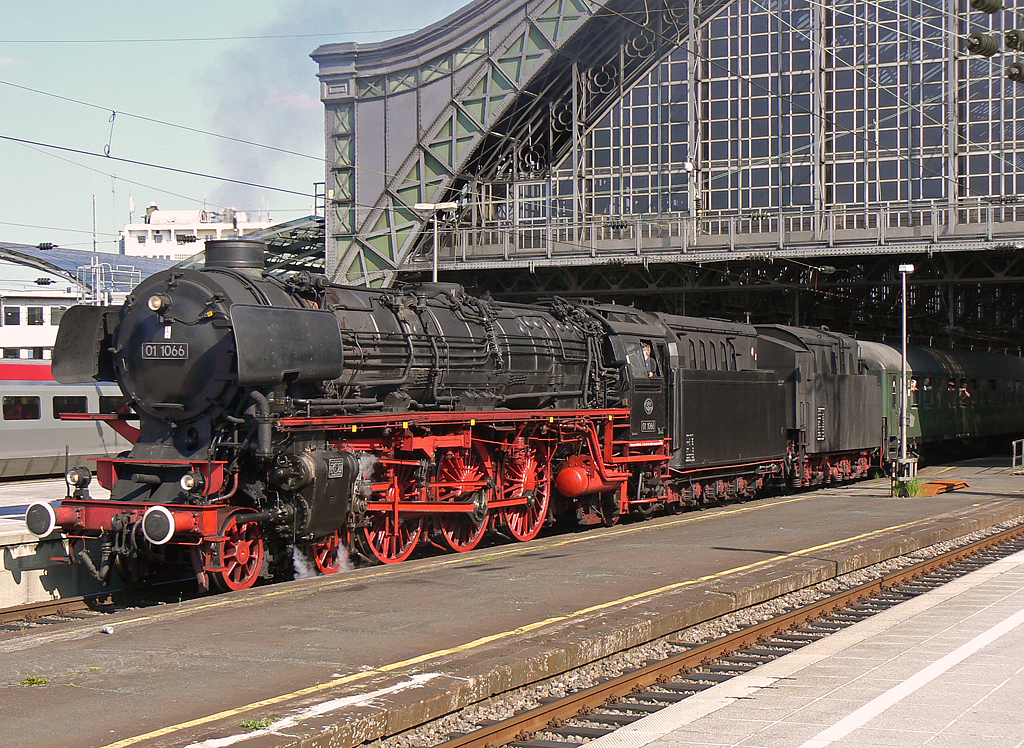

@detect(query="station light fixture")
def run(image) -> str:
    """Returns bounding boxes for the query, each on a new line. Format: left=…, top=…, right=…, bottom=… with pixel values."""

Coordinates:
left=414, top=202, right=459, bottom=283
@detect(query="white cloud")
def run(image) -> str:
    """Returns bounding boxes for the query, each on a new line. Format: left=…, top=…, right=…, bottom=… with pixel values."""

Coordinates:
left=0, top=57, right=22, bottom=67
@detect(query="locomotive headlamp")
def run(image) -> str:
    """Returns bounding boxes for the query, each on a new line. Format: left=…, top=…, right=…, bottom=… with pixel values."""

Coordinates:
left=66, top=466, right=92, bottom=489
left=180, top=471, right=205, bottom=493
left=147, top=293, right=171, bottom=312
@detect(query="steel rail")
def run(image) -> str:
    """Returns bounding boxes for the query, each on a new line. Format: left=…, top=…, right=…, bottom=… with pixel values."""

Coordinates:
left=0, top=594, right=98, bottom=626
left=432, top=522, right=1024, bottom=748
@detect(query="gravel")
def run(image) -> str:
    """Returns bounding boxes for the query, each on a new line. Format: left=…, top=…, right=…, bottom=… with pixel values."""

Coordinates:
left=376, top=517, right=1024, bottom=748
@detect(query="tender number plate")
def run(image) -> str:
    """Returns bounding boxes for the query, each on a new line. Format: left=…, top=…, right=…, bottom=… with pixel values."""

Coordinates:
left=142, top=342, right=189, bottom=360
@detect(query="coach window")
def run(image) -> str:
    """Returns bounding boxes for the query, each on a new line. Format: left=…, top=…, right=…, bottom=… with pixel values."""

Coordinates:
left=4, top=307, right=19, bottom=326
left=3, top=349, right=18, bottom=359
left=4, top=396, right=40, bottom=420
left=27, top=307, right=44, bottom=326
left=689, top=340, right=696, bottom=368
left=53, top=396, right=88, bottom=418
left=910, top=377, right=919, bottom=406
left=710, top=342, right=718, bottom=370
left=699, top=341, right=707, bottom=369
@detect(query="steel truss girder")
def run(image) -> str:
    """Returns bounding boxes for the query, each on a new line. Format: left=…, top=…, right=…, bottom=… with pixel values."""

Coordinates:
left=438, top=249, right=1024, bottom=351
left=315, top=0, right=732, bottom=285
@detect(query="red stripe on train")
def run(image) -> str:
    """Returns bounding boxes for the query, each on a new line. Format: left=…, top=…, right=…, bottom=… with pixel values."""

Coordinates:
left=0, top=362, right=54, bottom=381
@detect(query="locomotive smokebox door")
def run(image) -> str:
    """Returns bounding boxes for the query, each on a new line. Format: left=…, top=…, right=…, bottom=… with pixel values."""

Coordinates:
left=623, top=338, right=667, bottom=439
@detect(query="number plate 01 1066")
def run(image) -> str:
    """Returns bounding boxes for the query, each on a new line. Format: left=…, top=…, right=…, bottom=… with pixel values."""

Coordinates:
left=141, top=342, right=189, bottom=360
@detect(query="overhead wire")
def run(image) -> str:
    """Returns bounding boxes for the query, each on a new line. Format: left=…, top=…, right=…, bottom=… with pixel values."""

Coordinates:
left=0, top=79, right=323, bottom=162
left=0, top=133, right=314, bottom=197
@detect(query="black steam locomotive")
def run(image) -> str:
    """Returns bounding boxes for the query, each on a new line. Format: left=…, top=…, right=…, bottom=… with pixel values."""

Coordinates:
left=24, top=240, right=1024, bottom=591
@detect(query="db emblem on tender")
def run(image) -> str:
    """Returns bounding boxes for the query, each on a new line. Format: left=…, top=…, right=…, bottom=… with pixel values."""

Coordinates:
left=644, top=397, right=654, bottom=414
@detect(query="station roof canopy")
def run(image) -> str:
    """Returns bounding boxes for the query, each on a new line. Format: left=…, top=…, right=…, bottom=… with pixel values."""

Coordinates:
left=2, top=215, right=327, bottom=290
left=0, top=242, right=177, bottom=289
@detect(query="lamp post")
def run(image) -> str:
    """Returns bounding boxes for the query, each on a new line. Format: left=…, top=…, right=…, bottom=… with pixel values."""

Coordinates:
left=414, top=202, right=458, bottom=282
left=898, top=263, right=914, bottom=478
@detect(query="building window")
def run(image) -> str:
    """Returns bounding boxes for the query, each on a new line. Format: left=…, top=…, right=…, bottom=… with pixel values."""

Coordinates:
left=51, top=306, right=66, bottom=325
left=4, top=307, right=20, bottom=326
left=137, top=235, right=146, bottom=243
left=30, top=348, right=43, bottom=359
left=27, top=307, right=44, bottom=326
left=154, top=234, right=163, bottom=243
left=3, top=396, right=40, bottom=420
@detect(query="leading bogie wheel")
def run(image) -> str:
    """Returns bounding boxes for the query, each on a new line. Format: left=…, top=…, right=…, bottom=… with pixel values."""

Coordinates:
left=312, top=532, right=344, bottom=574
left=212, top=516, right=264, bottom=592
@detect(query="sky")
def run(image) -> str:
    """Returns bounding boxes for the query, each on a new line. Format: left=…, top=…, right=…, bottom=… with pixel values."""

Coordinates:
left=0, top=0, right=466, bottom=265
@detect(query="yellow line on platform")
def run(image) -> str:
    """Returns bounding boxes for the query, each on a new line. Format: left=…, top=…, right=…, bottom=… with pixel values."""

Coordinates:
left=101, top=511, right=930, bottom=748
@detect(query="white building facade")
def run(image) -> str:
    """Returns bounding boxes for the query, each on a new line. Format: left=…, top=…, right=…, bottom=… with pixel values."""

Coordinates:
left=120, top=204, right=274, bottom=262
left=0, top=284, right=81, bottom=360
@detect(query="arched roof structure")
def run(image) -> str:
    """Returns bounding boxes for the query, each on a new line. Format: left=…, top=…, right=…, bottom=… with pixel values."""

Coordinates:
left=313, top=0, right=727, bottom=285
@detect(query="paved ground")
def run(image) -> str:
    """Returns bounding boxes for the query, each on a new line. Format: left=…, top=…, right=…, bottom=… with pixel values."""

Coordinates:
left=591, top=539, right=1024, bottom=748
left=0, top=477, right=109, bottom=535
left=0, top=459, right=1021, bottom=748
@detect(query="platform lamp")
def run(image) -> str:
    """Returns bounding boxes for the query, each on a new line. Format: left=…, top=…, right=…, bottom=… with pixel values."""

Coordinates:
left=414, top=202, right=459, bottom=282
left=898, top=263, right=915, bottom=483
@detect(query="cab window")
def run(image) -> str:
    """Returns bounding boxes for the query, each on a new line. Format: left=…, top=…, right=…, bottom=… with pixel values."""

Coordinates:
left=625, top=340, right=659, bottom=379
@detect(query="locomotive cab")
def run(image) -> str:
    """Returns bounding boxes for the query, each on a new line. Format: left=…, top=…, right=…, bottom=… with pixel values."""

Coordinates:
left=584, top=305, right=669, bottom=439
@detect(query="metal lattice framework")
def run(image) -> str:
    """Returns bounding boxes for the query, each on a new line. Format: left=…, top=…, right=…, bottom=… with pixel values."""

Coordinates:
left=314, top=0, right=730, bottom=285
left=453, top=251, right=1024, bottom=350
left=312, top=0, right=1024, bottom=347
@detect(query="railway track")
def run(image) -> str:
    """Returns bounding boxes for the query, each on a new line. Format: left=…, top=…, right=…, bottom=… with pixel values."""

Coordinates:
left=0, top=593, right=110, bottom=633
left=0, top=578, right=194, bottom=634
left=428, top=522, right=1024, bottom=748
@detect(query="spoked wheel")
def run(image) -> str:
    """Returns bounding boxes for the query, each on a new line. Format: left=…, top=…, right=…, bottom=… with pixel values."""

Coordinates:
left=435, top=449, right=490, bottom=552
left=360, top=514, right=423, bottom=564
left=211, top=516, right=264, bottom=592
left=312, top=532, right=344, bottom=574
left=502, top=449, right=550, bottom=542
left=358, top=465, right=423, bottom=564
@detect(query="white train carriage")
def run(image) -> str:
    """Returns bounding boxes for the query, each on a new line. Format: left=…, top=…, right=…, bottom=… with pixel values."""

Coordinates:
left=0, top=362, right=133, bottom=479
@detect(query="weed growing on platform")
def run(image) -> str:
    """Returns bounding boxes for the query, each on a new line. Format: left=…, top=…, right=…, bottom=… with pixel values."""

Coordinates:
left=240, top=718, right=272, bottom=730
left=21, top=676, right=49, bottom=686
left=892, top=478, right=921, bottom=497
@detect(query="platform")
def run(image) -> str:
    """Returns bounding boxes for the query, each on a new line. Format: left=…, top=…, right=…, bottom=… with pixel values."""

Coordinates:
left=592, top=538, right=1024, bottom=748
left=0, top=459, right=1022, bottom=748
left=0, top=477, right=110, bottom=606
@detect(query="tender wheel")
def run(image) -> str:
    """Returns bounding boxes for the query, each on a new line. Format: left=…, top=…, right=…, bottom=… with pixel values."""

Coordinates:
left=436, top=448, right=490, bottom=553
left=360, top=514, right=422, bottom=563
left=211, top=516, right=264, bottom=592
left=312, top=532, right=344, bottom=574
left=502, top=449, right=550, bottom=542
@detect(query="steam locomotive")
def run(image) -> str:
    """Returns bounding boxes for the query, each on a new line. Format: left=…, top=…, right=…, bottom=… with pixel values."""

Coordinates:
left=24, top=240, right=1024, bottom=591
